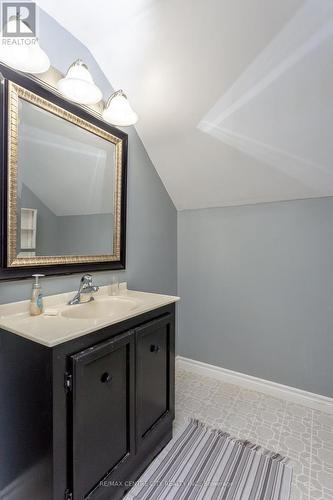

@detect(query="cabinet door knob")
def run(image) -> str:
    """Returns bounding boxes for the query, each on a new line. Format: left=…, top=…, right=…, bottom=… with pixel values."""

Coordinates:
left=150, top=345, right=160, bottom=353
left=101, top=372, right=112, bottom=384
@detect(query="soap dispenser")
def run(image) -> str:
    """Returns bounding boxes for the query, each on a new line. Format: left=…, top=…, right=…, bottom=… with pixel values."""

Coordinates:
left=30, top=274, right=45, bottom=316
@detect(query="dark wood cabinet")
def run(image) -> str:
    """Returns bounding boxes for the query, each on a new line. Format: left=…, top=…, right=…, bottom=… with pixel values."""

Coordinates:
left=71, top=330, right=135, bottom=499
left=0, top=303, right=176, bottom=500
left=136, top=314, right=175, bottom=448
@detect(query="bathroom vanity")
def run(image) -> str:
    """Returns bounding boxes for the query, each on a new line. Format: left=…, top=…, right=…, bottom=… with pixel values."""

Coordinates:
left=0, top=62, right=179, bottom=500
left=0, top=288, right=179, bottom=500
left=0, top=60, right=178, bottom=500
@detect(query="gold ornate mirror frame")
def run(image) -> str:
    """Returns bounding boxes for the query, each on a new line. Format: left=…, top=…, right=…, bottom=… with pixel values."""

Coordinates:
left=6, top=81, right=124, bottom=269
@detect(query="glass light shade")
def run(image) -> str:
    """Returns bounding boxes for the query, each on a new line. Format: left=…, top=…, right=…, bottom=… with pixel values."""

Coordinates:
left=58, top=60, right=102, bottom=105
left=0, top=19, right=50, bottom=74
left=102, top=91, right=138, bottom=127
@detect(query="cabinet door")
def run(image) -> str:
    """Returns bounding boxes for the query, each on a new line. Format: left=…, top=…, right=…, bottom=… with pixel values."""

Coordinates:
left=70, top=330, right=135, bottom=499
left=136, top=314, right=175, bottom=447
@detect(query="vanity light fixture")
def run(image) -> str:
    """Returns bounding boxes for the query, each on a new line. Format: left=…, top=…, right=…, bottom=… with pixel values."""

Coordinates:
left=102, top=90, right=138, bottom=127
left=0, top=17, right=50, bottom=74
left=58, top=59, right=103, bottom=105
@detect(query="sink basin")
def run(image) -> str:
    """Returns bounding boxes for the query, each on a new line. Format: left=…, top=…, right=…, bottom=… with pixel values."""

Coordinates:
left=61, top=297, right=139, bottom=320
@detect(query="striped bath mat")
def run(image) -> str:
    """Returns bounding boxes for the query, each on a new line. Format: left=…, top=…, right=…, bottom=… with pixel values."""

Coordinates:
left=125, top=419, right=293, bottom=500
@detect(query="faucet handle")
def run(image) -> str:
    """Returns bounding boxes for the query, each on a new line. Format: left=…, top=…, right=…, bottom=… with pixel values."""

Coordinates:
left=80, top=274, right=93, bottom=285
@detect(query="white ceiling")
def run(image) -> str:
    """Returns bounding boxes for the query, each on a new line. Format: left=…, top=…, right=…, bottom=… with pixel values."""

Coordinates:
left=37, top=0, right=333, bottom=210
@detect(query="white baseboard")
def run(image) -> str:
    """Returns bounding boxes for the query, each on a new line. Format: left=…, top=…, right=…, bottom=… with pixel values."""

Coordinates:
left=176, top=356, right=333, bottom=414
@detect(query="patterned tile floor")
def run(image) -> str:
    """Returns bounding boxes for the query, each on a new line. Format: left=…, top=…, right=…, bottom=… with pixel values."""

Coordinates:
left=174, top=367, right=333, bottom=500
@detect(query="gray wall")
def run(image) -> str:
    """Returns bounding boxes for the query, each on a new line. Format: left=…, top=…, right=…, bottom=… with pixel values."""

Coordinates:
left=178, top=198, right=333, bottom=398
left=58, top=214, right=113, bottom=255
left=20, top=183, right=114, bottom=255
left=0, top=9, right=177, bottom=303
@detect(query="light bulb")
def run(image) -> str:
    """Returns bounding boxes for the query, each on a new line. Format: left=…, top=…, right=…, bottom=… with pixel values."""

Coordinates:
left=0, top=18, right=50, bottom=74
left=58, top=59, right=102, bottom=105
left=102, top=90, right=138, bottom=127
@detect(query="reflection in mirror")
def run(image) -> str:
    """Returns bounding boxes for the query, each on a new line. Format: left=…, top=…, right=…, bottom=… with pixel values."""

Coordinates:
left=16, top=99, right=116, bottom=258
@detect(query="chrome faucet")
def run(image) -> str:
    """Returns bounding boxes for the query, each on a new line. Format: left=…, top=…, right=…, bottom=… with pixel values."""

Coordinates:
left=68, top=274, right=99, bottom=305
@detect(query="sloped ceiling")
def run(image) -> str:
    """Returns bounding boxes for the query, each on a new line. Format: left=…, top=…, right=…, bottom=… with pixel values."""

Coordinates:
left=37, top=0, right=333, bottom=209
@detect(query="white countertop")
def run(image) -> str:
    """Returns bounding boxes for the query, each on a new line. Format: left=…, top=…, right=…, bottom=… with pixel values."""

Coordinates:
left=0, top=285, right=179, bottom=347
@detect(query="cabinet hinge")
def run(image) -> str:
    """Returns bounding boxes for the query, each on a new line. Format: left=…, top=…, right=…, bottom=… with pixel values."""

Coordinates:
left=64, top=372, right=72, bottom=393
left=65, top=489, right=73, bottom=500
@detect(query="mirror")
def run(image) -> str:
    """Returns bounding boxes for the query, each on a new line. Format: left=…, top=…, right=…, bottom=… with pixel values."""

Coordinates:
left=0, top=68, right=127, bottom=280
left=17, top=99, right=116, bottom=258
